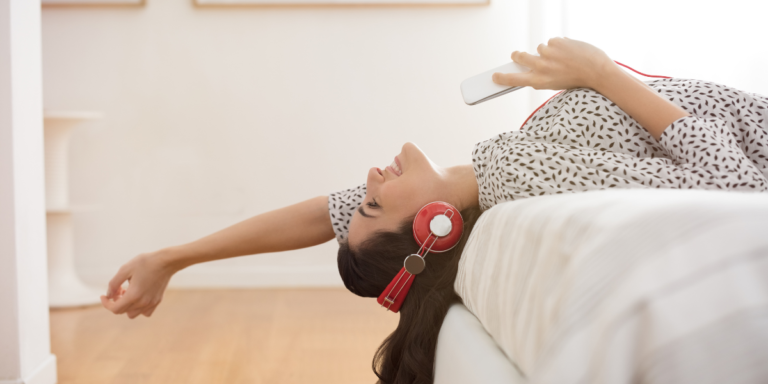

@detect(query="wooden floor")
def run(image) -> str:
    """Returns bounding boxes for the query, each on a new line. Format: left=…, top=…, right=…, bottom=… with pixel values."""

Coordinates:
left=50, top=289, right=399, bottom=384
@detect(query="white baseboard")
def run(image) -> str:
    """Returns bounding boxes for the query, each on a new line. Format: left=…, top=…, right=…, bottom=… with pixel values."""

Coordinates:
left=78, top=265, right=344, bottom=289
left=0, top=354, right=58, bottom=384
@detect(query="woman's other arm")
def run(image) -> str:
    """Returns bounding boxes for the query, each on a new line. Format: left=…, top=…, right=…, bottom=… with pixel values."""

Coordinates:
left=101, top=196, right=335, bottom=319
left=591, top=64, right=689, bottom=140
left=492, top=37, right=689, bottom=140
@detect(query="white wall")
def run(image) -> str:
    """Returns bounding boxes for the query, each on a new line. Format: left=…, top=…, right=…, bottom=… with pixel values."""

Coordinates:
left=41, top=0, right=531, bottom=287
left=564, top=0, right=768, bottom=96
left=0, top=0, right=57, bottom=383
left=45, top=0, right=768, bottom=289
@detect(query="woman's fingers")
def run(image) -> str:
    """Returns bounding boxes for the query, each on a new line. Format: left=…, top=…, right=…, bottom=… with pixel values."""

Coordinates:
left=101, top=290, right=158, bottom=319
left=126, top=307, right=145, bottom=319
left=492, top=71, right=532, bottom=87
left=495, top=38, right=612, bottom=91
left=547, top=36, right=566, bottom=46
left=100, top=252, right=174, bottom=319
left=126, top=297, right=160, bottom=318
left=511, top=51, right=540, bottom=69
left=101, top=294, right=131, bottom=314
left=107, top=266, right=131, bottom=299
left=494, top=50, right=543, bottom=87
left=536, top=43, right=550, bottom=56
left=101, top=294, right=133, bottom=315
left=142, top=306, right=157, bottom=317
left=103, top=285, right=149, bottom=315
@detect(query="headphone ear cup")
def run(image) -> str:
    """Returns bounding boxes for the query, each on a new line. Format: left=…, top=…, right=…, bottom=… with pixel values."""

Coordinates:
left=412, top=202, right=464, bottom=253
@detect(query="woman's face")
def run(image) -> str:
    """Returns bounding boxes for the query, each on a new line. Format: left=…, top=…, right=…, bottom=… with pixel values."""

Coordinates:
left=347, top=142, right=446, bottom=251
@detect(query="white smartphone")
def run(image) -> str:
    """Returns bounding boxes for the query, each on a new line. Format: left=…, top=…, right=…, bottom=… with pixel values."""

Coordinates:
left=460, top=61, right=530, bottom=105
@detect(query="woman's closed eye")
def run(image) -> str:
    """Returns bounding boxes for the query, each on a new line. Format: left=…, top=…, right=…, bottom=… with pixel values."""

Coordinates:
left=367, top=198, right=380, bottom=209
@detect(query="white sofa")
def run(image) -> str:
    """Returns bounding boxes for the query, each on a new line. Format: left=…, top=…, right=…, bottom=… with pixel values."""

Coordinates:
left=435, top=189, right=768, bottom=384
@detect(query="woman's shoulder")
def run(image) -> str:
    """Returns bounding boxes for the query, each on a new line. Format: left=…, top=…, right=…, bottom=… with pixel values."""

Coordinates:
left=645, top=77, right=768, bottom=100
left=328, top=183, right=367, bottom=242
left=646, top=77, right=768, bottom=120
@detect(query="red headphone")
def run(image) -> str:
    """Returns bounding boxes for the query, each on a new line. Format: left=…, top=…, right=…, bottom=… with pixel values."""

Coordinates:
left=376, top=201, right=464, bottom=313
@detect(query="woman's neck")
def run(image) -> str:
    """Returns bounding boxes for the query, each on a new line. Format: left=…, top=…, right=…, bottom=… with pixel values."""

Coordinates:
left=441, top=164, right=480, bottom=211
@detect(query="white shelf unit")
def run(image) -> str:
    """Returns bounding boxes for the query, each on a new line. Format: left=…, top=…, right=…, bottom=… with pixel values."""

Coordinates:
left=44, top=110, right=105, bottom=308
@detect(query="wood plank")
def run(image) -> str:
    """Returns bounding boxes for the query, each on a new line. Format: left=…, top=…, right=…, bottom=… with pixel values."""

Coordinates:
left=50, top=288, right=399, bottom=384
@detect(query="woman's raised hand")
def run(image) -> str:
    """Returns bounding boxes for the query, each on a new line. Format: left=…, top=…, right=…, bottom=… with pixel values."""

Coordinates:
left=100, top=250, right=178, bottom=319
left=98, top=196, right=338, bottom=319
left=492, top=37, right=614, bottom=91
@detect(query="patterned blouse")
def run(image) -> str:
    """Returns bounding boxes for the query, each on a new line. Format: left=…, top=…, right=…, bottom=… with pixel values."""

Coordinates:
left=328, top=78, right=768, bottom=242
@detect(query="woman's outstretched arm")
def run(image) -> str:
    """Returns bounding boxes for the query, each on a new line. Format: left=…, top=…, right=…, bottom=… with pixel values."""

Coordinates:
left=163, top=196, right=335, bottom=268
left=492, top=37, right=689, bottom=140
left=101, top=196, right=335, bottom=319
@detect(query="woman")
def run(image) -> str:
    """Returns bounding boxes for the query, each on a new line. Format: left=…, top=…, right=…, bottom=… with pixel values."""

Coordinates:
left=102, top=38, right=768, bottom=383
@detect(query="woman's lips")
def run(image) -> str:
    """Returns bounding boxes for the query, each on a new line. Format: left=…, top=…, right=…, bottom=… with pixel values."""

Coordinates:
left=387, top=156, right=403, bottom=176
left=387, top=156, right=402, bottom=176
left=378, top=157, right=402, bottom=177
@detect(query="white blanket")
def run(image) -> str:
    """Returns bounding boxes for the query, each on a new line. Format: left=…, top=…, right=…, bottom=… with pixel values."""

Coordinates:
left=455, top=189, right=768, bottom=384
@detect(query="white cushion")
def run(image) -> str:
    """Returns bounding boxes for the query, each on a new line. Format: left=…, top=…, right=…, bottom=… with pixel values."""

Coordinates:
left=455, top=189, right=768, bottom=383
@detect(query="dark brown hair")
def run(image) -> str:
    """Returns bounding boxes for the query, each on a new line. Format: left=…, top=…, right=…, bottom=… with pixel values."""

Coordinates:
left=337, top=206, right=483, bottom=384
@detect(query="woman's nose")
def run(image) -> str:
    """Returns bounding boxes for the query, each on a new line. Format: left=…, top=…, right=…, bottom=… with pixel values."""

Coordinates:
left=367, top=167, right=381, bottom=182
left=367, top=167, right=385, bottom=188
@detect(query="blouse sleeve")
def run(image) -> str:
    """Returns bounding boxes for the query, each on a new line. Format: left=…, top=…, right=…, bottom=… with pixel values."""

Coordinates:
left=328, top=183, right=366, bottom=243
left=659, top=116, right=768, bottom=191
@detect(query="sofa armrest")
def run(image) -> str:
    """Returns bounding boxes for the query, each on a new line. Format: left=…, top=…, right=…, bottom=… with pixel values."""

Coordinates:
left=434, top=303, right=527, bottom=384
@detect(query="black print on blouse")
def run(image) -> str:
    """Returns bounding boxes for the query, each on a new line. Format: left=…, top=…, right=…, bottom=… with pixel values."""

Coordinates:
left=330, top=78, right=768, bottom=241
left=328, top=184, right=366, bottom=242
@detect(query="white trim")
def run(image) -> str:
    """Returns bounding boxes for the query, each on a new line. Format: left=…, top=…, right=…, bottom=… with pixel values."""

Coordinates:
left=42, top=0, right=143, bottom=5
left=195, top=0, right=487, bottom=4
left=196, top=0, right=490, bottom=5
left=23, top=355, right=56, bottom=384
left=79, top=265, right=344, bottom=289
left=0, top=355, right=57, bottom=384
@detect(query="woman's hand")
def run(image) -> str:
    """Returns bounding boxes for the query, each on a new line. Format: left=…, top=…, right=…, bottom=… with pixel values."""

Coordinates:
left=100, top=249, right=178, bottom=319
left=492, top=37, right=614, bottom=91
left=497, top=37, right=688, bottom=140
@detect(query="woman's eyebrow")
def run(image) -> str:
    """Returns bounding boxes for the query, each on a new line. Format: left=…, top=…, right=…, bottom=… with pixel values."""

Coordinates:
left=358, top=206, right=373, bottom=218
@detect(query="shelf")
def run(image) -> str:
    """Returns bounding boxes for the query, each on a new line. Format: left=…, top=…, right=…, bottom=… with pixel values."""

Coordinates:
left=44, top=110, right=104, bottom=308
left=43, top=110, right=104, bottom=120
left=46, top=204, right=100, bottom=214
